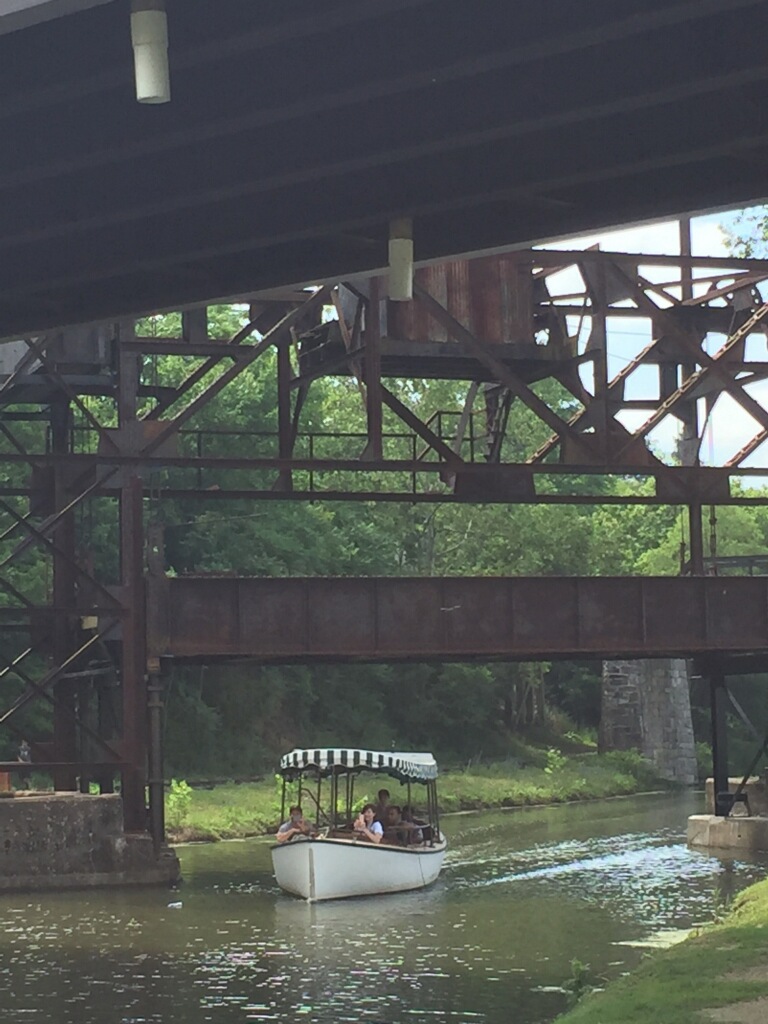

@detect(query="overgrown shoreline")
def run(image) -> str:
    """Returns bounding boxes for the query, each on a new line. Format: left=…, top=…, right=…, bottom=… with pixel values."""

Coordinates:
left=165, top=749, right=667, bottom=843
left=554, top=879, right=768, bottom=1024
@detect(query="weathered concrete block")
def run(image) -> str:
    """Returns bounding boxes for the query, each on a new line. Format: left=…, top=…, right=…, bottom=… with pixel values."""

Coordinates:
left=0, top=793, right=180, bottom=891
left=688, top=813, right=768, bottom=853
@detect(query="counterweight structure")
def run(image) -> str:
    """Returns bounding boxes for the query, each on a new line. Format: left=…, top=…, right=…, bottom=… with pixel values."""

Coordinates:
left=2, top=245, right=768, bottom=835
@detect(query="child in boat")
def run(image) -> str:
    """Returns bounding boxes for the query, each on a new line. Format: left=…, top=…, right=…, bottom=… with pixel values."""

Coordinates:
left=353, top=803, right=384, bottom=843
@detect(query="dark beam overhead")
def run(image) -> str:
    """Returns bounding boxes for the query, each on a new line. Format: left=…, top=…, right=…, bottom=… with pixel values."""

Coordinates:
left=2, top=0, right=768, bottom=335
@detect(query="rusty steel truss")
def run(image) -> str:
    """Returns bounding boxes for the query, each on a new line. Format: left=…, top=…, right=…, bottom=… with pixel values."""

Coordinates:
left=3, top=242, right=768, bottom=836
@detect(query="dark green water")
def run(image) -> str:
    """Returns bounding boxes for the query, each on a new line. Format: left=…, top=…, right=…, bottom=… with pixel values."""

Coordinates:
left=1, top=793, right=766, bottom=1024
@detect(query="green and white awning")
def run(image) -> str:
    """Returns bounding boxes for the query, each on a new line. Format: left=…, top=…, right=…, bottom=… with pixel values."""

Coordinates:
left=279, top=748, right=438, bottom=784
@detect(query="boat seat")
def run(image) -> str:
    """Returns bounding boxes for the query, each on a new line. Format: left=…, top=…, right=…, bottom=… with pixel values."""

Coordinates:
left=328, top=826, right=355, bottom=839
left=382, top=828, right=407, bottom=846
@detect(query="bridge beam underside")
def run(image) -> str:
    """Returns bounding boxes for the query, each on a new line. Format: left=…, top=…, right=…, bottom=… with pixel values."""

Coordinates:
left=148, top=575, right=768, bottom=664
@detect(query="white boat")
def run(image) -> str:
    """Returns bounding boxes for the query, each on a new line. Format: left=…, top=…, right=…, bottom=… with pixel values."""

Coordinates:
left=271, top=748, right=447, bottom=902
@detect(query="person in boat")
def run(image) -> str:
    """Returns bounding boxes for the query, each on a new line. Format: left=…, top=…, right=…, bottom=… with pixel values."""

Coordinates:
left=382, top=802, right=417, bottom=843
left=353, top=803, right=383, bottom=844
left=276, top=805, right=313, bottom=843
left=374, top=788, right=390, bottom=823
left=382, top=802, right=405, bottom=843
left=401, top=805, right=425, bottom=845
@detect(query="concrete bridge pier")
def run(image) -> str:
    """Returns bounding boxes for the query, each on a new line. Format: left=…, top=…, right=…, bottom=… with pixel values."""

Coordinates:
left=599, top=659, right=698, bottom=785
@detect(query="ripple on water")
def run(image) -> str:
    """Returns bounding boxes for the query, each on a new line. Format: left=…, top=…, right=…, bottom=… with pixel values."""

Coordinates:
left=451, top=827, right=761, bottom=930
left=0, top=796, right=766, bottom=1024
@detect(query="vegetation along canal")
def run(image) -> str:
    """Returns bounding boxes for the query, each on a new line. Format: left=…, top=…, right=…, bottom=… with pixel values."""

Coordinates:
left=2, top=793, right=765, bottom=1024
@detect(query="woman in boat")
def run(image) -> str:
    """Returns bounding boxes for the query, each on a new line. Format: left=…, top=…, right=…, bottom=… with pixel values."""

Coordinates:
left=353, top=803, right=383, bottom=844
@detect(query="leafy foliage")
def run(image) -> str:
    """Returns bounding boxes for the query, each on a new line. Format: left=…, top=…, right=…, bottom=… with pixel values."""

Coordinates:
left=165, top=779, right=193, bottom=829
left=165, top=745, right=667, bottom=840
left=10, top=287, right=768, bottom=776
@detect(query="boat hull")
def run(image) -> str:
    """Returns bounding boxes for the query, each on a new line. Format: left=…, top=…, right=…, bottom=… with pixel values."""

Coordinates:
left=271, top=836, right=446, bottom=901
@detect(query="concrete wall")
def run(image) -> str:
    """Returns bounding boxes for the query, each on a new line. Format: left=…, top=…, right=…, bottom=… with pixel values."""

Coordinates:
left=688, top=813, right=768, bottom=853
left=600, top=658, right=698, bottom=784
left=0, top=793, right=179, bottom=891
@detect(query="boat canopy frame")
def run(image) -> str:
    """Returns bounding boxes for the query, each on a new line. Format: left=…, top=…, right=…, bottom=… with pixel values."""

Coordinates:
left=277, top=748, right=441, bottom=843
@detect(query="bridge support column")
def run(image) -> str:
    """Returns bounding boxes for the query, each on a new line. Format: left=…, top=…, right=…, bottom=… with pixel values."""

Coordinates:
left=688, top=503, right=704, bottom=575
left=600, top=659, right=697, bottom=784
left=708, top=663, right=730, bottom=816
left=51, top=396, right=78, bottom=792
left=119, top=474, right=148, bottom=832
left=147, top=669, right=165, bottom=847
left=118, top=340, right=148, bottom=832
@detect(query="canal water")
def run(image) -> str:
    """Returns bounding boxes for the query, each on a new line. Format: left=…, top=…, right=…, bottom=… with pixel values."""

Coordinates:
left=2, top=792, right=766, bottom=1024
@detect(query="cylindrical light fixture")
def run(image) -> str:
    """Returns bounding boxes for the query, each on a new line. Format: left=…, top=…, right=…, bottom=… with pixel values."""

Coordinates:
left=131, top=0, right=170, bottom=105
left=388, top=216, right=413, bottom=301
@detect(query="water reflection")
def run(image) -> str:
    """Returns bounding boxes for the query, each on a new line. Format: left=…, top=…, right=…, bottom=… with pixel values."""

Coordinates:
left=0, top=793, right=765, bottom=1024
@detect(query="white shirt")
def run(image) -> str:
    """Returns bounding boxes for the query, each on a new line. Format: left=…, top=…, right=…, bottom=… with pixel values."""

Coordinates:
left=356, top=819, right=383, bottom=838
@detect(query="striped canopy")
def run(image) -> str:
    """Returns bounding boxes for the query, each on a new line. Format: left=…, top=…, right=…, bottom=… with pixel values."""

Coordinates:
left=279, top=748, right=438, bottom=783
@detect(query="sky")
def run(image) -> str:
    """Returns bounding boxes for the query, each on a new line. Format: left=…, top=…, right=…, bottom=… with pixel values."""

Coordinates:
left=542, top=206, right=768, bottom=472
left=551, top=211, right=730, bottom=259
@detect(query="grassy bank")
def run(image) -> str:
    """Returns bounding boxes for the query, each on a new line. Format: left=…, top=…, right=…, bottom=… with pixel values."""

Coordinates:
left=166, top=748, right=666, bottom=842
left=555, top=879, right=768, bottom=1024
